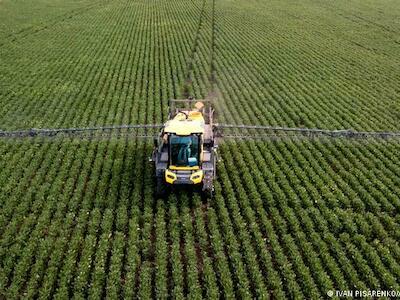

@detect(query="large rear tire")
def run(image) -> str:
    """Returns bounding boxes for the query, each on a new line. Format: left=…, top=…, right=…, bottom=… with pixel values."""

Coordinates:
left=156, top=176, right=169, bottom=198
left=202, top=183, right=214, bottom=199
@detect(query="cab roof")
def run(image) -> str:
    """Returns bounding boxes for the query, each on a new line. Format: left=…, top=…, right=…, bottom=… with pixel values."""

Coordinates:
left=164, top=111, right=205, bottom=135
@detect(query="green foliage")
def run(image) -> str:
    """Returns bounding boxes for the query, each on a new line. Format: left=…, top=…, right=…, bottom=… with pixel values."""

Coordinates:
left=1, top=0, right=400, bottom=298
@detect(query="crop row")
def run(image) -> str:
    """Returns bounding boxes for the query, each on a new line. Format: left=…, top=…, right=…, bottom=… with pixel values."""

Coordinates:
left=0, top=0, right=203, bottom=130
left=217, top=138, right=400, bottom=297
left=1, top=136, right=399, bottom=298
left=183, top=0, right=400, bottom=132
left=1, top=0, right=398, bottom=132
left=1, top=0, right=400, bottom=298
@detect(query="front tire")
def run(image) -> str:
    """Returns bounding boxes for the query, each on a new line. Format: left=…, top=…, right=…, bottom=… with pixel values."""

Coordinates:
left=202, top=183, right=214, bottom=199
left=156, top=176, right=169, bottom=198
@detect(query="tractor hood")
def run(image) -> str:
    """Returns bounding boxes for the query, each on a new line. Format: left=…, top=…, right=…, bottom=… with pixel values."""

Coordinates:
left=164, top=111, right=205, bottom=135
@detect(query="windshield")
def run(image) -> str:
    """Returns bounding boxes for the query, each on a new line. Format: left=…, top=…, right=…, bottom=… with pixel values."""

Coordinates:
left=169, top=134, right=200, bottom=167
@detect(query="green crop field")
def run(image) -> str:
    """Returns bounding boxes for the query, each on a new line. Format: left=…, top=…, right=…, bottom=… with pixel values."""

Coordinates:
left=1, top=0, right=400, bottom=298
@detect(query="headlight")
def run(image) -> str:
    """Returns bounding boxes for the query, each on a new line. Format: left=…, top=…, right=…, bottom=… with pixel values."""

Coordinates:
left=190, top=171, right=203, bottom=184
left=165, top=170, right=177, bottom=184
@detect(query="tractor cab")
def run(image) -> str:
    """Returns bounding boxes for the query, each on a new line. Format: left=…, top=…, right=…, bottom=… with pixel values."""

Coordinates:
left=152, top=98, right=217, bottom=197
left=162, top=108, right=205, bottom=185
left=169, top=134, right=200, bottom=168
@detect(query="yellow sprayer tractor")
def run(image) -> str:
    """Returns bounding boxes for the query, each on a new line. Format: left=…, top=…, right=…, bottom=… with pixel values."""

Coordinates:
left=151, top=98, right=217, bottom=197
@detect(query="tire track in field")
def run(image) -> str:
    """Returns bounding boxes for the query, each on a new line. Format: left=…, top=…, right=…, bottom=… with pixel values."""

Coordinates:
left=200, top=32, right=334, bottom=296
left=208, top=0, right=217, bottom=94
left=182, top=0, right=207, bottom=97
left=173, top=3, right=264, bottom=294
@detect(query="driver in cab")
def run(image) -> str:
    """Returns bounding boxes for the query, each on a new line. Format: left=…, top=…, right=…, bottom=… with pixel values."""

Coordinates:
left=177, top=139, right=191, bottom=165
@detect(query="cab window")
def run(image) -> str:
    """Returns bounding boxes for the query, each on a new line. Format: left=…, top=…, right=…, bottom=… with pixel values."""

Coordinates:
left=169, top=134, right=199, bottom=167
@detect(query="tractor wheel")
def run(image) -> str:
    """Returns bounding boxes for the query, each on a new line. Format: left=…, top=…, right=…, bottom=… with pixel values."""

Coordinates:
left=156, top=176, right=169, bottom=198
left=202, top=184, right=214, bottom=199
